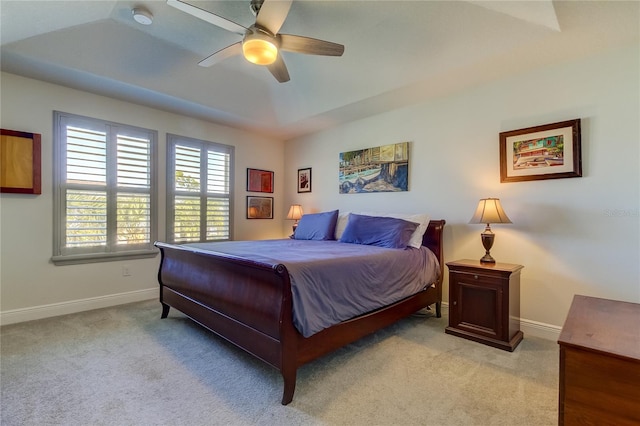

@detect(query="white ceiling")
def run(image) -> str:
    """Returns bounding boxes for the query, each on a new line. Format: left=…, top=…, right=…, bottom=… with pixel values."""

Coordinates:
left=1, top=1, right=638, bottom=140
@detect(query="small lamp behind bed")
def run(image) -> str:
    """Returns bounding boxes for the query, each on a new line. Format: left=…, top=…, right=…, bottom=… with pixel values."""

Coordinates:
left=469, top=198, right=512, bottom=263
left=287, top=204, right=304, bottom=233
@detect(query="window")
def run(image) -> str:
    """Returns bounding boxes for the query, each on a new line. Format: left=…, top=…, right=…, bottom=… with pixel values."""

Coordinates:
left=52, top=112, right=157, bottom=265
left=167, top=134, right=233, bottom=243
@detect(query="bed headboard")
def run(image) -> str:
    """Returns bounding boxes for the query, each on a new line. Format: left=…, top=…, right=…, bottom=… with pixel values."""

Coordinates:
left=422, top=220, right=446, bottom=265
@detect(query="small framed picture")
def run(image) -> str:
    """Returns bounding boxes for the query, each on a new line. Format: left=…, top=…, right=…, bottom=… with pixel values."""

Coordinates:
left=247, top=168, right=274, bottom=193
left=246, top=196, right=273, bottom=219
left=297, top=167, right=312, bottom=193
left=500, top=119, right=582, bottom=183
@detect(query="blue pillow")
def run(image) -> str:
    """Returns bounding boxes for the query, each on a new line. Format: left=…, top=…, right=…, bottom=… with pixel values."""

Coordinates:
left=339, top=214, right=418, bottom=249
left=293, top=210, right=339, bottom=240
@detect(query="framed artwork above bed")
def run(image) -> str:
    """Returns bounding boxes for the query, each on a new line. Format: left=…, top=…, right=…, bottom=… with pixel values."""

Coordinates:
left=339, top=142, right=409, bottom=194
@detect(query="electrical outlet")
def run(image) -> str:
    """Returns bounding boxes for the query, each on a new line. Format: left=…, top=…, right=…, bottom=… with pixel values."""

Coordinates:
left=122, top=265, right=131, bottom=277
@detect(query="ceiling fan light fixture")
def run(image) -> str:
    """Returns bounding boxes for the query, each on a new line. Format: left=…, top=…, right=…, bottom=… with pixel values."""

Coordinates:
left=242, top=32, right=278, bottom=65
left=167, top=0, right=343, bottom=82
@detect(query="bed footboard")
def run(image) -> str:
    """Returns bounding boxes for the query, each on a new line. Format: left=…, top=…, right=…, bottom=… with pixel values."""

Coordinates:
left=155, top=242, right=296, bottom=372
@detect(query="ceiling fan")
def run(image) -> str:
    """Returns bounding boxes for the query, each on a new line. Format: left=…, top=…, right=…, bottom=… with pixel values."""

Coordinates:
left=167, top=0, right=345, bottom=83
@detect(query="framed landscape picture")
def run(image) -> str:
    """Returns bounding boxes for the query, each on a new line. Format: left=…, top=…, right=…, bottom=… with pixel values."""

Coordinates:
left=247, top=168, right=274, bottom=193
left=246, top=196, right=273, bottom=219
left=500, top=119, right=582, bottom=183
left=339, top=142, right=409, bottom=194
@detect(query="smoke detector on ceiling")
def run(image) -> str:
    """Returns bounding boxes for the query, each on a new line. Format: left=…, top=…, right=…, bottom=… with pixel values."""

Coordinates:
left=132, top=7, right=153, bottom=25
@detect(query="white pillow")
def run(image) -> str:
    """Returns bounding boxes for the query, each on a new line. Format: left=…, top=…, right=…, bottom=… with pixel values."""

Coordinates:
left=335, top=211, right=430, bottom=249
left=334, top=211, right=351, bottom=240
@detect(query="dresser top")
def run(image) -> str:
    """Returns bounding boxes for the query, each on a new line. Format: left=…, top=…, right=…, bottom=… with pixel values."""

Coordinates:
left=558, top=295, right=640, bottom=361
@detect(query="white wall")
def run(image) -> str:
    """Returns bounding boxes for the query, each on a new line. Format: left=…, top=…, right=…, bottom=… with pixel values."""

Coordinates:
left=0, top=73, right=285, bottom=323
left=2, top=43, right=638, bottom=334
left=284, top=44, right=640, bottom=337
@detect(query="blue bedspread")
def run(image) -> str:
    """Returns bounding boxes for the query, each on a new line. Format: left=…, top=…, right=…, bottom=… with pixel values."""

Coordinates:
left=186, top=239, right=440, bottom=337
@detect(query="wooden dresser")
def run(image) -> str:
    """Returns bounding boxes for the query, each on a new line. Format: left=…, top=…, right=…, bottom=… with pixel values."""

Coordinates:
left=558, top=295, right=640, bottom=425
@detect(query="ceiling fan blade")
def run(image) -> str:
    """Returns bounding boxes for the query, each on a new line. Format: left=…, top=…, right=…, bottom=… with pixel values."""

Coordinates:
left=279, top=34, right=344, bottom=56
left=255, top=0, right=293, bottom=35
left=167, top=0, right=246, bottom=35
left=267, top=55, right=290, bottom=83
left=198, top=42, right=243, bottom=67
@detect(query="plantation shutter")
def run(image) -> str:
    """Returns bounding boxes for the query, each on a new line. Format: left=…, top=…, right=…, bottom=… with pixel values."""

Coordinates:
left=174, top=145, right=202, bottom=242
left=53, top=112, right=157, bottom=264
left=65, top=125, right=108, bottom=248
left=206, top=149, right=230, bottom=240
left=116, top=134, right=152, bottom=245
left=168, top=134, right=233, bottom=243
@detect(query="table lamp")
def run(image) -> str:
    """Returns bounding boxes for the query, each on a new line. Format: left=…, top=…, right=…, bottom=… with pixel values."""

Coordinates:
left=469, top=198, right=512, bottom=263
left=286, top=204, right=304, bottom=232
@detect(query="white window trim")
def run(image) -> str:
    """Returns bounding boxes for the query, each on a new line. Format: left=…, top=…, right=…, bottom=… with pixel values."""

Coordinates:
left=52, top=111, right=158, bottom=265
left=166, top=133, right=234, bottom=244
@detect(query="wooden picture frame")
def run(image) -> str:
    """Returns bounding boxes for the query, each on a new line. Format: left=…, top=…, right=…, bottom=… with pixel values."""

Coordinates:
left=500, top=119, right=582, bottom=183
left=1, top=128, right=42, bottom=194
left=247, top=168, right=274, bottom=193
left=247, top=196, right=273, bottom=219
left=297, top=167, right=311, bottom=193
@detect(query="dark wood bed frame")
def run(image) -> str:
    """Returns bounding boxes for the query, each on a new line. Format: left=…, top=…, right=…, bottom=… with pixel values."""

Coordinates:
left=155, top=219, right=445, bottom=404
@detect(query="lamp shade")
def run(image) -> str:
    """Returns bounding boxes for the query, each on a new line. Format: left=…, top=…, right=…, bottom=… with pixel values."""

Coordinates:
left=469, top=198, right=512, bottom=225
left=286, top=204, right=304, bottom=221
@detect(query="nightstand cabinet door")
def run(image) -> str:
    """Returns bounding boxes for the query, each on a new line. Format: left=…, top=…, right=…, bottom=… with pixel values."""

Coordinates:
left=445, top=260, right=524, bottom=352
left=449, top=271, right=505, bottom=341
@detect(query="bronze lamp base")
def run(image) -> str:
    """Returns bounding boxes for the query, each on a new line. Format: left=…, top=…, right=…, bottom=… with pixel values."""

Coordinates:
left=480, top=227, right=496, bottom=263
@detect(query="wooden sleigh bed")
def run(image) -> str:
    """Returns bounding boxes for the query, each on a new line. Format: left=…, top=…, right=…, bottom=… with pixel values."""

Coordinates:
left=155, top=219, right=445, bottom=404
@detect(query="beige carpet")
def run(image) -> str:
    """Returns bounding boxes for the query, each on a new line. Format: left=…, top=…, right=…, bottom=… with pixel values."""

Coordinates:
left=1, top=300, right=559, bottom=425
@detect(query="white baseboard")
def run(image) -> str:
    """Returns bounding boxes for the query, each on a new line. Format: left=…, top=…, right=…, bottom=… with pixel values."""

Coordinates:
left=3, top=294, right=562, bottom=342
left=519, top=318, right=562, bottom=341
left=0, top=288, right=157, bottom=326
left=440, top=302, right=561, bottom=342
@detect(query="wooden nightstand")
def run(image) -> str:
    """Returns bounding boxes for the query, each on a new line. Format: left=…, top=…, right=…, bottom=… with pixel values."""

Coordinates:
left=445, top=259, right=524, bottom=351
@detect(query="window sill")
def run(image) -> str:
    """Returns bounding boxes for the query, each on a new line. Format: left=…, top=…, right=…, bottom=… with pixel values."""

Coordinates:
left=51, top=249, right=158, bottom=266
